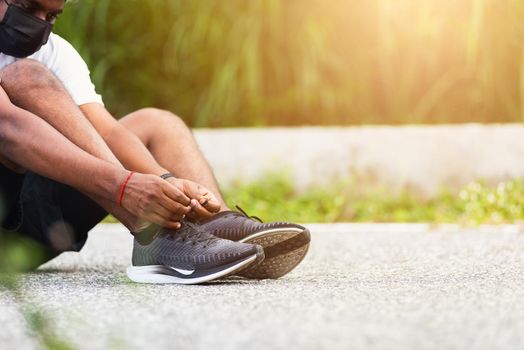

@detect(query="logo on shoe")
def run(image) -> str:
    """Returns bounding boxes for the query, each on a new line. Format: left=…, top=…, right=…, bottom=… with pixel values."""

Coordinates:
left=170, top=267, right=196, bottom=276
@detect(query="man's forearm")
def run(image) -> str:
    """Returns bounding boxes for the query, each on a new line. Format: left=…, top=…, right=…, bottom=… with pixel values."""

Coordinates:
left=0, top=105, right=127, bottom=202
left=104, top=123, right=168, bottom=176
left=80, top=102, right=168, bottom=176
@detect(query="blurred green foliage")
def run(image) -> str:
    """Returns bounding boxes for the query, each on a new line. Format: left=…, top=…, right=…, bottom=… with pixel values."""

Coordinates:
left=55, top=0, right=524, bottom=127
left=0, top=232, right=72, bottom=350
left=223, top=173, right=524, bottom=224
left=0, top=233, right=49, bottom=273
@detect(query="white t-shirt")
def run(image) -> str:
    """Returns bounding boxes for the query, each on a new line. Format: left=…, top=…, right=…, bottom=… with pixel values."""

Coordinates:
left=0, top=33, right=103, bottom=106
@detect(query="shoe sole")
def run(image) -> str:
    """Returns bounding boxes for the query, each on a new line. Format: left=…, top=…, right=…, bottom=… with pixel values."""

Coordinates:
left=126, top=251, right=260, bottom=285
left=237, top=228, right=311, bottom=279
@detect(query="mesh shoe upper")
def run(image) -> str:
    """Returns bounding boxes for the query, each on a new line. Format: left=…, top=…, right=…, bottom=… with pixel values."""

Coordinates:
left=132, top=221, right=259, bottom=270
left=197, top=206, right=306, bottom=241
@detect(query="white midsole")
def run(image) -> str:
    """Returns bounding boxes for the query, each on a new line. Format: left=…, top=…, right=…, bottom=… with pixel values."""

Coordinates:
left=126, top=254, right=257, bottom=285
left=239, top=227, right=304, bottom=243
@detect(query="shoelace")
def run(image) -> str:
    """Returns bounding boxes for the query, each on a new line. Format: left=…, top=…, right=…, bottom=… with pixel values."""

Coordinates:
left=235, top=205, right=263, bottom=223
left=163, top=221, right=218, bottom=246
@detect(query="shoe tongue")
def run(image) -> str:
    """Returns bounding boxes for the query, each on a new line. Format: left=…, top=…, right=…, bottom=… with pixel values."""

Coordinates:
left=133, top=224, right=161, bottom=245
left=175, top=221, right=218, bottom=244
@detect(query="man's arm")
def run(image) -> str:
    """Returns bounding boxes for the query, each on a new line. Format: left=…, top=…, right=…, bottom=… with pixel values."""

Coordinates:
left=0, top=86, right=191, bottom=228
left=0, top=99, right=124, bottom=200
left=80, top=103, right=168, bottom=176
left=80, top=103, right=221, bottom=216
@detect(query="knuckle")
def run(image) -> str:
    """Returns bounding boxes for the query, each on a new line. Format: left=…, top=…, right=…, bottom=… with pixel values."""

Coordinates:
left=146, top=192, right=156, bottom=201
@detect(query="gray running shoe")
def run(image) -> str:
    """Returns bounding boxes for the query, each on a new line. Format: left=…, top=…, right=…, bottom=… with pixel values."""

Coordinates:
left=197, top=206, right=310, bottom=279
left=126, top=221, right=264, bottom=284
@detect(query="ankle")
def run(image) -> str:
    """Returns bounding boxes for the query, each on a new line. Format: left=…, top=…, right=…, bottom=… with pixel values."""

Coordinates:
left=133, top=224, right=161, bottom=245
left=129, top=220, right=152, bottom=234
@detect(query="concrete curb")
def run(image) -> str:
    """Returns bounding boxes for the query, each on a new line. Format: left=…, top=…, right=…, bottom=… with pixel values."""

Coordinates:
left=194, top=124, right=524, bottom=197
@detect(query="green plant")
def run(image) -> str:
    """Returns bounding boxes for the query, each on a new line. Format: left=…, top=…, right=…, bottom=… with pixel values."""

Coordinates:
left=55, top=0, right=524, bottom=127
left=458, top=180, right=524, bottom=225
left=221, top=173, right=524, bottom=224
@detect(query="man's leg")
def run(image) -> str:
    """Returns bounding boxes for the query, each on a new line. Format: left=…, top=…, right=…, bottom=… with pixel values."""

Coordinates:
left=119, top=108, right=229, bottom=210
left=118, top=110, right=312, bottom=281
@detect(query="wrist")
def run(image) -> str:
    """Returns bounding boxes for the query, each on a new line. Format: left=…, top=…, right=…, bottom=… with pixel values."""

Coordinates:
left=118, top=171, right=136, bottom=207
left=160, top=172, right=175, bottom=180
left=96, top=166, right=129, bottom=203
left=152, top=167, right=170, bottom=177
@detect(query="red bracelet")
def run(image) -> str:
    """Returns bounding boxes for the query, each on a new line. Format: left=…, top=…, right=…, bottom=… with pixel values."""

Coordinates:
left=118, top=171, right=135, bottom=207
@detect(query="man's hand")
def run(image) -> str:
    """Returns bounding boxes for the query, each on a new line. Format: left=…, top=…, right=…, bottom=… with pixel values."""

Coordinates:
left=166, top=178, right=221, bottom=218
left=120, top=173, right=192, bottom=229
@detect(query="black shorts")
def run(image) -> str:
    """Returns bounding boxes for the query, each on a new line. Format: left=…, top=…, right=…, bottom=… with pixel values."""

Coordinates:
left=0, top=164, right=108, bottom=260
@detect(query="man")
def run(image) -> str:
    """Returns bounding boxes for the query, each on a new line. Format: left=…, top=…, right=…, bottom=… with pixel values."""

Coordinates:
left=0, top=0, right=310, bottom=284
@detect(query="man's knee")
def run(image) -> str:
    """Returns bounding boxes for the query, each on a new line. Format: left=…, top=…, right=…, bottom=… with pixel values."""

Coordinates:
left=127, top=108, right=190, bottom=132
left=1, top=59, right=60, bottom=91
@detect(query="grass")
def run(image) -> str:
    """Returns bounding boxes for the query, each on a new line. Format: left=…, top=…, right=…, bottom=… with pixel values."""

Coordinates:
left=101, top=174, right=524, bottom=225
left=222, top=173, right=524, bottom=225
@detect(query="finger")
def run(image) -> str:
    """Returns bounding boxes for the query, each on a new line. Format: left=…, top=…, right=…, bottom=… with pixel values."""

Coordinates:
left=161, top=181, right=191, bottom=206
left=189, top=183, right=218, bottom=208
left=186, top=211, right=199, bottom=221
left=154, top=201, right=190, bottom=223
left=190, top=201, right=215, bottom=218
left=151, top=204, right=180, bottom=223
left=145, top=212, right=181, bottom=230
left=157, top=193, right=192, bottom=216
left=164, top=220, right=182, bottom=230
left=200, top=196, right=221, bottom=213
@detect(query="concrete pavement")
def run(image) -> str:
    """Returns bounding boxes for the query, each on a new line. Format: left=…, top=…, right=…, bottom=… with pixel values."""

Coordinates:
left=1, top=223, right=524, bottom=350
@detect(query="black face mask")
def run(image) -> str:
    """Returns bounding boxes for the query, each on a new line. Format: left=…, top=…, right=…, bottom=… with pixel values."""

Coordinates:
left=0, top=2, right=53, bottom=58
